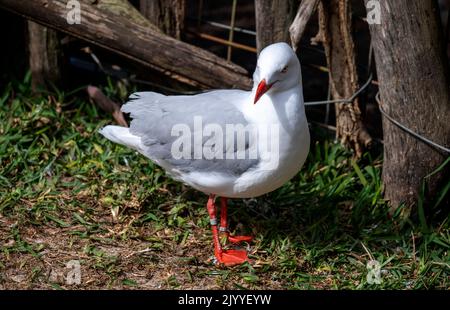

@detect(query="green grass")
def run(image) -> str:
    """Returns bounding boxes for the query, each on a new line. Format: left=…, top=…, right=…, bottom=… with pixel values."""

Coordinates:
left=0, top=74, right=448, bottom=289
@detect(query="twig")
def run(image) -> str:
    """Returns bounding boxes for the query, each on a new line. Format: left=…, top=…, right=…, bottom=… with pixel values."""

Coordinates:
left=86, top=86, right=128, bottom=127
left=124, top=248, right=154, bottom=259
left=289, top=0, right=320, bottom=52
left=361, top=242, right=374, bottom=261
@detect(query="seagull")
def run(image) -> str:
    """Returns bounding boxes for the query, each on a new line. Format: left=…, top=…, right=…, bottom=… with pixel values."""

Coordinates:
left=100, top=42, right=310, bottom=265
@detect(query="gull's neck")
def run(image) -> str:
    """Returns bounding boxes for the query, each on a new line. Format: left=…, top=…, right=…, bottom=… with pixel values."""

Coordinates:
left=243, top=85, right=305, bottom=134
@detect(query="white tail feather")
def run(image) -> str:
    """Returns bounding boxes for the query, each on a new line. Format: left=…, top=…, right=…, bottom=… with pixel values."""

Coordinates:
left=99, top=126, right=143, bottom=151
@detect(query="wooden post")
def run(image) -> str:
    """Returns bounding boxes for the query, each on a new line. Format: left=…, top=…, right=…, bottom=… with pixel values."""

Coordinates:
left=314, top=0, right=372, bottom=157
left=366, top=0, right=450, bottom=209
left=27, top=21, right=61, bottom=91
left=140, top=0, right=185, bottom=40
left=255, top=0, right=297, bottom=54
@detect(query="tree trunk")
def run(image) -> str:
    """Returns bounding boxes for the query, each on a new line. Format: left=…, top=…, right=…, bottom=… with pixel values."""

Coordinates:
left=314, top=0, right=372, bottom=157
left=255, top=0, right=297, bottom=54
left=0, top=0, right=252, bottom=90
left=140, top=0, right=185, bottom=40
left=27, top=21, right=61, bottom=91
left=366, top=0, right=450, bottom=209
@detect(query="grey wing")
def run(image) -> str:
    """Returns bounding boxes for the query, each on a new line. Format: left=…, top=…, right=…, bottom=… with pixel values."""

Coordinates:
left=121, top=90, right=258, bottom=176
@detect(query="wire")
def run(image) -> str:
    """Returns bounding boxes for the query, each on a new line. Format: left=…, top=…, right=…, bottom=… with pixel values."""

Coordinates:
left=375, top=92, right=450, bottom=154
left=188, top=18, right=257, bottom=36
left=304, top=74, right=373, bottom=106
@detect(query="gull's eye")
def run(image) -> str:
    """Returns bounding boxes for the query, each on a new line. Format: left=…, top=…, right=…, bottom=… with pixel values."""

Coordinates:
left=281, top=66, right=288, bottom=74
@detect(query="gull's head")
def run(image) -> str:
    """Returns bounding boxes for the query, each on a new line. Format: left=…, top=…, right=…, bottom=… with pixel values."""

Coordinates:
left=253, top=42, right=301, bottom=104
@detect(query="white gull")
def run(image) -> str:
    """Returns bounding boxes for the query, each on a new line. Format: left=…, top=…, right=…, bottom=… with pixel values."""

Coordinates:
left=100, top=42, right=310, bottom=265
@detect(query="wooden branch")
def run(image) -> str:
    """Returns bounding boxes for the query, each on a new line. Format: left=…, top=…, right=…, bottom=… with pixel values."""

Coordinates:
left=289, top=0, right=320, bottom=52
left=94, top=0, right=160, bottom=31
left=0, top=0, right=252, bottom=90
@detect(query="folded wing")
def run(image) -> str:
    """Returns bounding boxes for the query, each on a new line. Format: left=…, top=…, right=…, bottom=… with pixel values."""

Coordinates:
left=121, top=90, right=258, bottom=177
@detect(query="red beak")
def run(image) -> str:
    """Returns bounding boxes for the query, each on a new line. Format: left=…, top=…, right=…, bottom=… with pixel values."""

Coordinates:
left=254, top=79, right=272, bottom=104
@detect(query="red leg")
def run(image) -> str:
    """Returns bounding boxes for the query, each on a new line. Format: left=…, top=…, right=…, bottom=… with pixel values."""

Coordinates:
left=206, top=194, right=222, bottom=258
left=219, top=197, right=228, bottom=234
left=219, top=197, right=253, bottom=244
left=206, top=195, right=249, bottom=266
